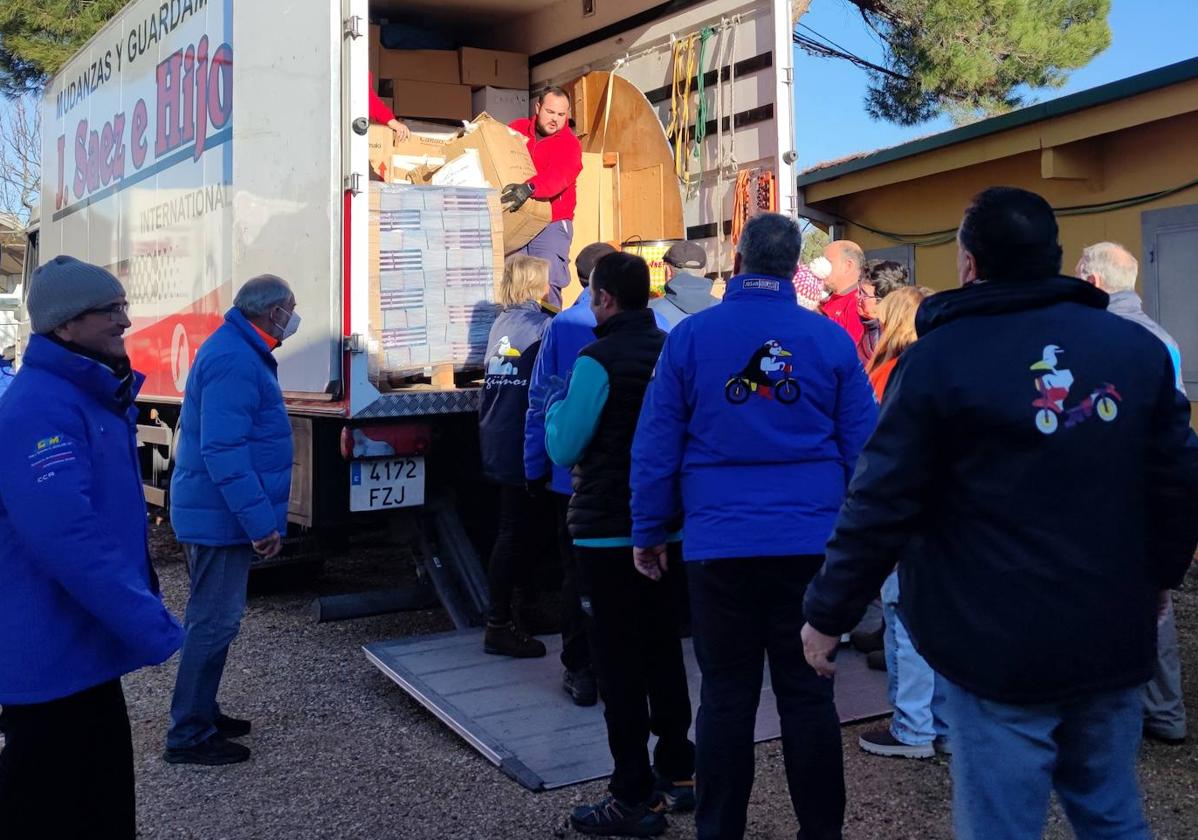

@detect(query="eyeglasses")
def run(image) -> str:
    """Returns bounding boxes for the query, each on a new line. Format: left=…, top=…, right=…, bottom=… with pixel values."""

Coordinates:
left=857, top=289, right=877, bottom=301
left=82, top=302, right=130, bottom=321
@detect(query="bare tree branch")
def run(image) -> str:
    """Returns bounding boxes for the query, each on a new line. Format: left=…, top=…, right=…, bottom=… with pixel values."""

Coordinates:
left=0, top=97, right=40, bottom=227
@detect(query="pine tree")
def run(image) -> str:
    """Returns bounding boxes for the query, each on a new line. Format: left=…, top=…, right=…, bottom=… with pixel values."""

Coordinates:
left=798, top=0, right=1111, bottom=125
left=0, top=0, right=129, bottom=97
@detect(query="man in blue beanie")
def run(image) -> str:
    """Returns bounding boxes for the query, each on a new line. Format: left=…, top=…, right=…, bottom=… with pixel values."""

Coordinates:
left=0, top=255, right=184, bottom=839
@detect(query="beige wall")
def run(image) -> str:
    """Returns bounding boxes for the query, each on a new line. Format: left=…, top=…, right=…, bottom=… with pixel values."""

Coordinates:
left=809, top=109, right=1198, bottom=293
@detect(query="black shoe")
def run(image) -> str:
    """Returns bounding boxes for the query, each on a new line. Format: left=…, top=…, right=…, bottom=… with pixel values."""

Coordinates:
left=866, top=649, right=887, bottom=671
left=484, top=622, right=547, bottom=658
left=850, top=626, right=884, bottom=654
left=1143, top=727, right=1187, bottom=746
left=653, top=769, right=695, bottom=813
left=570, top=793, right=668, bottom=837
left=163, top=735, right=251, bottom=766
left=215, top=713, right=251, bottom=739
left=563, top=667, right=598, bottom=706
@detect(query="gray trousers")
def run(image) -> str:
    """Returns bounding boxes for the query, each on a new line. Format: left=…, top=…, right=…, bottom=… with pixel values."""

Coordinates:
left=1144, top=593, right=1186, bottom=739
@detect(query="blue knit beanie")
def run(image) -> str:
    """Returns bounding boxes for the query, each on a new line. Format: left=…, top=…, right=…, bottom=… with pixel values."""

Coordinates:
left=27, top=255, right=126, bottom=334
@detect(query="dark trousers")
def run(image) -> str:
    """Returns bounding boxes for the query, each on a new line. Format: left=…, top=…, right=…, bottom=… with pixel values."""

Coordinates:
left=554, top=493, right=591, bottom=672
left=487, top=483, right=539, bottom=625
left=0, top=680, right=135, bottom=839
left=579, top=544, right=694, bottom=804
left=688, top=556, right=845, bottom=840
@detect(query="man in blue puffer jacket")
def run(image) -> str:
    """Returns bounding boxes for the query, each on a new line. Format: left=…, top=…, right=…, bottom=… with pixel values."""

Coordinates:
left=631, top=214, right=877, bottom=840
left=165, top=275, right=298, bottom=766
left=0, top=256, right=183, bottom=839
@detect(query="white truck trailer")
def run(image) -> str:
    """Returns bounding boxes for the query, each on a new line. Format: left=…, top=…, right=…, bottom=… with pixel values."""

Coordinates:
left=27, top=0, right=799, bottom=600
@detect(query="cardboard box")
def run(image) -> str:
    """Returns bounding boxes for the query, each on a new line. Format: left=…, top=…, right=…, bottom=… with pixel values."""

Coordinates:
left=440, top=114, right=551, bottom=252
left=379, top=49, right=460, bottom=84
left=391, top=80, right=472, bottom=122
left=471, top=86, right=529, bottom=125
left=368, top=124, right=449, bottom=182
left=459, top=47, right=528, bottom=90
left=369, top=25, right=381, bottom=88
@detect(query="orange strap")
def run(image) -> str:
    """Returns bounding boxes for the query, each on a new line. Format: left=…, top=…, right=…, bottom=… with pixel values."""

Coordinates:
left=730, top=169, right=778, bottom=247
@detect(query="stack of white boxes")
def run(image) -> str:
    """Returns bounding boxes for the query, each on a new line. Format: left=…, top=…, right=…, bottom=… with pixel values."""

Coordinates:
left=368, top=183, right=505, bottom=381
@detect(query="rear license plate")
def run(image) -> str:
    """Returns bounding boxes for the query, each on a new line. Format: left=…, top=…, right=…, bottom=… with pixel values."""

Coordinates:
left=349, top=456, right=426, bottom=511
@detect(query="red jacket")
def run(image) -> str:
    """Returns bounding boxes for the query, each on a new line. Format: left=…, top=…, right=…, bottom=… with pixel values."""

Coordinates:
left=821, top=286, right=865, bottom=345
left=369, top=74, right=396, bottom=124
left=509, top=118, right=582, bottom=222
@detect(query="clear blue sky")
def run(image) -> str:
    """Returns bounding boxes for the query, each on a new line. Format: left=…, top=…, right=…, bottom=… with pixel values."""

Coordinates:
left=792, top=0, right=1198, bottom=170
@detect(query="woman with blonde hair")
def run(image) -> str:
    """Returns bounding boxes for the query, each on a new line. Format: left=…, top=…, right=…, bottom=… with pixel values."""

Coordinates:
left=855, top=283, right=949, bottom=760
left=866, top=285, right=932, bottom=400
left=479, top=255, right=552, bottom=658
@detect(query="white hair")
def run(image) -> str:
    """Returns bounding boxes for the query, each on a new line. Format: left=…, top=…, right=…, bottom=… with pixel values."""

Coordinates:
left=1077, top=242, right=1137, bottom=293
left=234, top=274, right=294, bottom=317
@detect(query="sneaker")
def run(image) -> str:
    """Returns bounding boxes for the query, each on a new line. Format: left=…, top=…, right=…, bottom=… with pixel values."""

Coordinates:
left=215, top=713, right=251, bottom=739
left=858, top=727, right=934, bottom=759
left=484, top=622, right=547, bottom=658
left=866, top=649, right=887, bottom=671
left=563, top=667, right=598, bottom=706
left=653, top=770, right=695, bottom=813
left=850, top=626, right=884, bottom=654
left=933, top=736, right=953, bottom=756
left=569, top=793, right=668, bottom=837
left=163, top=735, right=251, bottom=766
left=1143, top=727, right=1187, bottom=746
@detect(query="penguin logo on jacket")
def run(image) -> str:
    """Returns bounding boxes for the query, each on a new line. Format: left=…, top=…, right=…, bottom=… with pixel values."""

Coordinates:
left=487, top=336, right=522, bottom=375
left=725, top=340, right=801, bottom=404
left=1030, top=344, right=1121, bottom=435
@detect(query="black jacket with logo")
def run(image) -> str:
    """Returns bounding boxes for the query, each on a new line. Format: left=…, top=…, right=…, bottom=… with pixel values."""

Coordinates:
left=804, top=276, right=1198, bottom=704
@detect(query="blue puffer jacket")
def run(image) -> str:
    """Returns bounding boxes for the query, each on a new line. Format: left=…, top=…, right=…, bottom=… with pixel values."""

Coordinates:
left=0, top=336, right=183, bottom=704
left=171, top=309, right=293, bottom=545
left=632, top=274, right=878, bottom=560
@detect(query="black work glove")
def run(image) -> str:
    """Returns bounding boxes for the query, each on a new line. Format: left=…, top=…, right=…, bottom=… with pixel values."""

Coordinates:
left=501, top=182, right=535, bottom=212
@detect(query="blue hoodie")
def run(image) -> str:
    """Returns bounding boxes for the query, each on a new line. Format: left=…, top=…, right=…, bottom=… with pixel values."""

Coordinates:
left=0, top=336, right=183, bottom=704
left=171, top=309, right=294, bottom=545
left=631, top=274, right=878, bottom=561
left=525, top=288, right=669, bottom=494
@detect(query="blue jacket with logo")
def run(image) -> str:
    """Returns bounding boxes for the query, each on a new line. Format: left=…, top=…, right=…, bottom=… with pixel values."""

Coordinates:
left=631, top=274, right=878, bottom=561
left=525, top=288, right=668, bottom=494
left=0, top=336, right=183, bottom=704
left=480, top=302, right=551, bottom=485
left=804, top=276, right=1198, bottom=703
left=171, top=309, right=294, bottom=546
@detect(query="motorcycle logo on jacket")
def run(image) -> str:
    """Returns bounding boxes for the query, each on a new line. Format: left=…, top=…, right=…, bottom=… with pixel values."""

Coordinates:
left=1030, top=344, right=1121, bottom=435
left=487, top=336, right=522, bottom=376
left=725, top=340, right=801, bottom=404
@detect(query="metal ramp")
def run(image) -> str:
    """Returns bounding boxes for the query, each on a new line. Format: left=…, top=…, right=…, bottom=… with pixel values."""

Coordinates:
left=365, top=630, right=890, bottom=791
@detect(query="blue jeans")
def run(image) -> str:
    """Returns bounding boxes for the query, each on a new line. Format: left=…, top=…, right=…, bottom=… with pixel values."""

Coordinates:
left=940, top=679, right=1150, bottom=840
left=881, top=571, right=946, bottom=745
left=517, top=219, right=573, bottom=309
left=167, top=543, right=253, bottom=749
left=1143, top=593, right=1186, bottom=739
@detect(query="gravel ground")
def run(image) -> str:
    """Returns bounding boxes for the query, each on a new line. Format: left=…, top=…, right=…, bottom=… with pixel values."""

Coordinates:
left=126, top=522, right=1198, bottom=839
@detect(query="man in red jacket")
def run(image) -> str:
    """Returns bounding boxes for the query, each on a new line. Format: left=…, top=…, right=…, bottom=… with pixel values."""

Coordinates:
left=503, top=87, right=584, bottom=309
left=819, top=240, right=867, bottom=345
left=369, top=73, right=410, bottom=141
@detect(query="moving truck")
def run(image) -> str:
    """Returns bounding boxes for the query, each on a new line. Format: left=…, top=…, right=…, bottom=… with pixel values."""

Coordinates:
left=26, top=0, right=798, bottom=540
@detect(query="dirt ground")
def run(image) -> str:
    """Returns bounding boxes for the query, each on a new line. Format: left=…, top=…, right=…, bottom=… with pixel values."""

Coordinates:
left=119, top=522, right=1197, bottom=839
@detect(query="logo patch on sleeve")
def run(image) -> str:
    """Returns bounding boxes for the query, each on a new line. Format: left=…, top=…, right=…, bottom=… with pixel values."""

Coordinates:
left=29, top=435, right=77, bottom=474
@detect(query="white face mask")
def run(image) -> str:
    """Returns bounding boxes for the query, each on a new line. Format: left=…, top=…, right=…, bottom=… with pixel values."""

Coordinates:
left=272, top=306, right=301, bottom=341
left=809, top=256, right=833, bottom=281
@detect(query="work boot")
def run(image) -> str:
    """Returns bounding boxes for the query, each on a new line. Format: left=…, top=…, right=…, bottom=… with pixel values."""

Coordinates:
left=163, top=735, right=251, bottom=766
left=563, top=667, right=598, bottom=706
left=569, top=792, right=668, bottom=837
left=858, top=727, right=934, bottom=759
left=484, top=622, right=547, bottom=658
left=653, top=769, right=695, bottom=813
left=215, top=713, right=252, bottom=739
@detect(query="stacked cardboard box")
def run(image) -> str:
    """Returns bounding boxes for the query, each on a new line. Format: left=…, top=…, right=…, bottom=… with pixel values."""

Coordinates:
left=368, top=184, right=505, bottom=381
left=460, top=48, right=531, bottom=124
left=370, top=38, right=472, bottom=121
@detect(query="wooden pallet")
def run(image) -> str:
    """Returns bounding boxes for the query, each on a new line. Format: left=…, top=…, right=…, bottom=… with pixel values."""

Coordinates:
left=372, top=362, right=482, bottom=392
